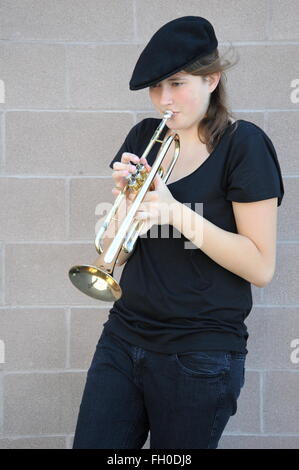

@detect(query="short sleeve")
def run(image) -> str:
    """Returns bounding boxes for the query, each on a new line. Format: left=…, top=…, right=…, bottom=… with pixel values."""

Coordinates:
left=226, top=131, right=284, bottom=206
left=108, top=122, right=139, bottom=170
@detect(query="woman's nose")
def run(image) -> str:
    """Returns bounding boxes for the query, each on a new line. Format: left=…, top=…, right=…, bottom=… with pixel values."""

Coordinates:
left=159, top=87, right=173, bottom=105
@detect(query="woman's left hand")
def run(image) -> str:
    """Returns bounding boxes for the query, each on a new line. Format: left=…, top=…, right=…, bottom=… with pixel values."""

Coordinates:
left=112, top=158, right=178, bottom=235
left=132, top=162, right=178, bottom=235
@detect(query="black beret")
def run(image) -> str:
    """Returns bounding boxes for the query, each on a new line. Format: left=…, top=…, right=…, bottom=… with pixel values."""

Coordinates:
left=129, top=16, right=218, bottom=90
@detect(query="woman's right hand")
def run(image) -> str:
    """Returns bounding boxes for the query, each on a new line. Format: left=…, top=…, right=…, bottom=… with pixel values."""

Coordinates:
left=111, top=152, right=150, bottom=196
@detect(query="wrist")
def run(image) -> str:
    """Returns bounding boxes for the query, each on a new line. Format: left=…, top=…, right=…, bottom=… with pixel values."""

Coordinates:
left=170, top=199, right=182, bottom=226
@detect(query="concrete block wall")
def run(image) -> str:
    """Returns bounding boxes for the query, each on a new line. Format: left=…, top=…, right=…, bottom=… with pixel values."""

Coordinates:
left=0, top=0, right=298, bottom=449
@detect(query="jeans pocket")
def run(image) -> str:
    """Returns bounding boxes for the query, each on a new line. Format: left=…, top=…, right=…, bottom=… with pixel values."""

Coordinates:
left=175, top=350, right=230, bottom=378
left=227, top=352, right=246, bottom=388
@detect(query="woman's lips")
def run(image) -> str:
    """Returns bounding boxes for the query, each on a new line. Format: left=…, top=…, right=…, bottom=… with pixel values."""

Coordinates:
left=162, top=111, right=180, bottom=118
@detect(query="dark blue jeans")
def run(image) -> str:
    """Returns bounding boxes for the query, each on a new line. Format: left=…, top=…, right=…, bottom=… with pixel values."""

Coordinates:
left=72, top=328, right=246, bottom=449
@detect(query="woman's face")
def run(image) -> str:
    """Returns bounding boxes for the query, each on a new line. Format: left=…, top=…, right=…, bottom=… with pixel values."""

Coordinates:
left=148, top=71, right=220, bottom=136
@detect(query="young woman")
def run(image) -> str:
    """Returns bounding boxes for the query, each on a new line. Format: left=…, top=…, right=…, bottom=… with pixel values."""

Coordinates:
left=73, top=16, right=284, bottom=449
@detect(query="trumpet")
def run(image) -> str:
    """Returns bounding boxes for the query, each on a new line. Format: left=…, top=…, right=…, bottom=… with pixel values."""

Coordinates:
left=68, top=110, right=180, bottom=302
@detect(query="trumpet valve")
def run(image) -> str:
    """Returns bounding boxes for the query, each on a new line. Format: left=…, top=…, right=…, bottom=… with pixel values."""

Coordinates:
left=127, top=164, right=147, bottom=191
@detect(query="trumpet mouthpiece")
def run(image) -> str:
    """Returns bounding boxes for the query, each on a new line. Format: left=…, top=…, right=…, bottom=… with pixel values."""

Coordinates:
left=163, top=110, right=173, bottom=119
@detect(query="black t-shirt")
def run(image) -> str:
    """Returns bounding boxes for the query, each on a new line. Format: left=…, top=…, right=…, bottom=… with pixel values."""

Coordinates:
left=103, top=118, right=284, bottom=355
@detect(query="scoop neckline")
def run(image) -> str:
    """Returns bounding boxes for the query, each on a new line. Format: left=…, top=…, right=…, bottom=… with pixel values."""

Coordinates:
left=159, top=119, right=241, bottom=187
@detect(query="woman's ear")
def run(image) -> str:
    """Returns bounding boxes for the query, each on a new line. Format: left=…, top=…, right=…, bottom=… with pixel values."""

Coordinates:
left=208, top=72, right=221, bottom=92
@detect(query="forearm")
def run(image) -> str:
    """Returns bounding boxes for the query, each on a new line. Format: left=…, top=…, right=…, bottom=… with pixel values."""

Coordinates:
left=171, top=201, right=269, bottom=287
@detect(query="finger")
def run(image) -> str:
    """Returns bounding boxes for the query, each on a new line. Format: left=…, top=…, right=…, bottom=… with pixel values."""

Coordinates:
left=140, top=156, right=151, bottom=171
left=153, top=172, right=163, bottom=189
left=121, top=152, right=140, bottom=164
left=112, top=162, right=138, bottom=174
left=112, top=170, right=130, bottom=180
left=112, top=187, right=135, bottom=199
left=126, top=191, right=137, bottom=201
left=113, top=161, right=136, bottom=171
left=127, top=192, right=134, bottom=201
left=149, top=189, right=159, bottom=199
left=136, top=201, right=152, bottom=211
left=111, top=177, right=127, bottom=191
left=135, top=211, right=149, bottom=220
left=112, top=188, right=121, bottom=195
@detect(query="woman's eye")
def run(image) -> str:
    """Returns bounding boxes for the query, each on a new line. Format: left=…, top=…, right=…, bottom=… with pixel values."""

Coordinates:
left=150, top=82, right=183, bottom=89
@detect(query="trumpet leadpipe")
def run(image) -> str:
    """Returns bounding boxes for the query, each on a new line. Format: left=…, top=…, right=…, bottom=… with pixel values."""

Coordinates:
left=104, top=132, right=176, bottom=264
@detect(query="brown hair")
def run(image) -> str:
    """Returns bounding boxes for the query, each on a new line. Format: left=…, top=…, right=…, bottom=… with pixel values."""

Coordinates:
left=183, top=44, right=240, bottom=153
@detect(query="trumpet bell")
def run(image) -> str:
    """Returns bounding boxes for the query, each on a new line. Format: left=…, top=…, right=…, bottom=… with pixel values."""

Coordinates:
left=69, top=265, right=122, bottom=302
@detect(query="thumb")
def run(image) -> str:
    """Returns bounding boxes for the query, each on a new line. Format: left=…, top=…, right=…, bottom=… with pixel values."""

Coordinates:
left=153, top=171, right=163, bottom=189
